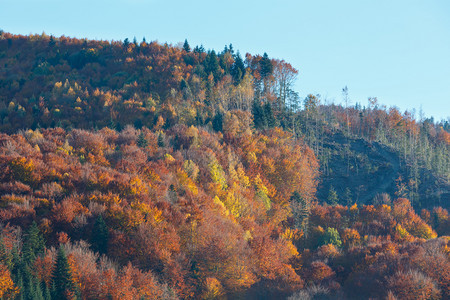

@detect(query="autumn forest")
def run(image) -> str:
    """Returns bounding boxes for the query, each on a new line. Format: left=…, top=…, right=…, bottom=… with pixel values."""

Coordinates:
left=0, top=31, right=449, bottom=299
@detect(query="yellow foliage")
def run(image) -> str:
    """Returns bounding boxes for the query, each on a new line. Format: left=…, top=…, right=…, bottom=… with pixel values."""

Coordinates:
left=128, top=176, right=148, bottom=195
left=224, top=191, right=242, bottom=219
left=164, top=153, right=175, bottom=163
left=0, top=264, right=19, bottom=299
left=0, top=195, right=25, bottom=207
left=394, top=224, right=413, bottom=242
left=177, top=169, right=198, bottom=195
left=201, top=277, right=224, bottom=300
left=9, top=157, right=35, bottom=184
left=213, top=196, right=229, bottom=216
left=208, top=158, right=227, bottom=190
left=131, top=202, right=164, bottom=224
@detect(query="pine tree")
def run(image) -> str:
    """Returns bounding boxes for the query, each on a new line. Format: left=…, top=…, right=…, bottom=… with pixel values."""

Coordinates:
left=0, top=237, right=12, bottom=269
left=157, top=132, right=165, bottom=148
left=22, top=222, right=45, bottom=265
left=344, top=187, right=353, bottom=206
left=51, top=247, right=74, bottom=300
left=123, top=38, right=129, bottom=48
left=137, top=132, right=148, bottom=148
left=252, top=99, right=267, bottom=130
left=231, top=52, right=245, bottom=85
left=91, top=215, right=109, bottom=255
left=183, top=39, right=191, bottom=52
left=212, top=112, right=223, bottom=132
left=260, top=52, right=273, bottom=79
left=290, top=191, right=311, bottom=234
left=264, top=102, right=276, bottom=128
left=204, top=50, right=220, bottom=80
left=327, top=185, right=339, bottom=206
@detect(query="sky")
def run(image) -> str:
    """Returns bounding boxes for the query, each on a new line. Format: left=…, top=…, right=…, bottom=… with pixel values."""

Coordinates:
left=1, top=0, right=449, bottom=121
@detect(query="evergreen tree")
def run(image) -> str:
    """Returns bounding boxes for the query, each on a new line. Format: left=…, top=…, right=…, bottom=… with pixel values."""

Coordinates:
left=204, top=50, right=220, bottom=80
left=51, top=247, right=74, bottom=300
left=137, top=132, right=148, bottom=148
left=231, top=52, right=245, bottom=85
left=327, top=185, right=339, bottom=206
left=264, top=102, right=276, bottom=128
left=92, top=215, right=109, bottom=255
left=252, top=100, right=267, bottom=130
left=0, top=237, right=12, bottom=269
left=290, top=191, right=311, bottom=234
left=212, top=112, right=223, bottom=132
left=344, top=187, right=353, bottom=206
left=260, top=52, right=273, bottom=79
left=183, top=39, right=191, bottom=52
left=123, top=38, right=129, bottom=48
left=22, top=222, right=45, bottom=265
left=157, top=132, right=165, bottom=148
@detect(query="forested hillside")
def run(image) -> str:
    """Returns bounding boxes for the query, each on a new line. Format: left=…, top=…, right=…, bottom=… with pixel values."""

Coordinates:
left=0, top=32, right=449, bottom=299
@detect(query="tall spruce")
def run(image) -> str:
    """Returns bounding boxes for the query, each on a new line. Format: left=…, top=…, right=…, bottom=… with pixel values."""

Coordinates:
left=212, top=112, right=223, bottom=132
left=183, top=39, right=191, bottom=52
left=231, top=52, right=245, bottom=85
left=51, top=247, right=74, bottom=300
left=91, top=215, right=109, bottom=255
left=22, top=222, right=45, bottom=265
left=252, top=100, right=267, bottom=130
left=264, top=102, right=276, bottom=128
left=137, top=132, right=148, bottom=148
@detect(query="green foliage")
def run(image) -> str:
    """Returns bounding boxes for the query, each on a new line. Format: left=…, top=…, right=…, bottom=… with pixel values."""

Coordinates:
left=209, top=157, right=227, bottom=190
left=255, top=189, right=271, bottom=211
left=91, top=215, right=109, bottom=255
left=321, top=227, right=342, bottom=247
left=183, top=39, right=191, bottom=52
left=212, top=112, right=223, bottom=132
left=327, top=185, right=339, bottom=206
left=51, top=247, right=74, bottom=300
left=264, top=102, right=276, bottom=128
left=252, top=100, right=267, bottom=130
left=22, top=222, right=45, bottom=265
left=137, top=132, right=148, bottom=148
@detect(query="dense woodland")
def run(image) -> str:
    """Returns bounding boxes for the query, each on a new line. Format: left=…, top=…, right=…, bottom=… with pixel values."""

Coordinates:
left=0, top=31, right=448, bottom=299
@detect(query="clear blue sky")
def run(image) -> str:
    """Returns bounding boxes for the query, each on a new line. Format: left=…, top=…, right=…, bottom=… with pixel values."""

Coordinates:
left=1, top=0, right=449, bottom=121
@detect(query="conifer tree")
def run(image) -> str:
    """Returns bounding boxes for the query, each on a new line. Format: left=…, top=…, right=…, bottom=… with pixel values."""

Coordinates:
left=91, top=215, right=109, bottom=255
left=51, top=247, right=74, bottom=300
left=22, top=222, right=45, bottom=265
left=231, top=52, right=245, bottom=85
left=183, top=39, right=191, bottom=52
left=137, top=132, right=148, bottom=148
left=327, top=185, right=339, bottom=206
left=290, top=191, right=311, bottom=234
left=157, top=132, right=165, bottom=148
left=212, top=112, right=223, bottom=132
left=252, top=99, right=267, bottom=130
left=264, top=102, right=276, bottom=128
left=260, top=52, right=273, bottom=79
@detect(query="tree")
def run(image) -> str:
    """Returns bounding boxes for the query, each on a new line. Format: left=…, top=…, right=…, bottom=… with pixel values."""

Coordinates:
left=212, top=112, right=223, bottom=132
left=52, top=247, right=74, bottom=300
left=22, top=222, right=45, bottom=265
left=321, top=228, right=342, bottom=247
left=183, top=39, right=191, bottom=52
left=231, top=52, right=245, bottom=85
left=91, top=215, right=109, bottom=255
left=264, top=102, right=276, bottom=128
left=252, top=99, right=266, bottom=130
left=137, top=132, right=148, bottom=148
left=260, top=52, right=273, bottom=79
left=327, top=185, right=339, bottom=206
left=290, top=191, right=311, bottom=233
left=123, top=38, right=129, bottom=48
